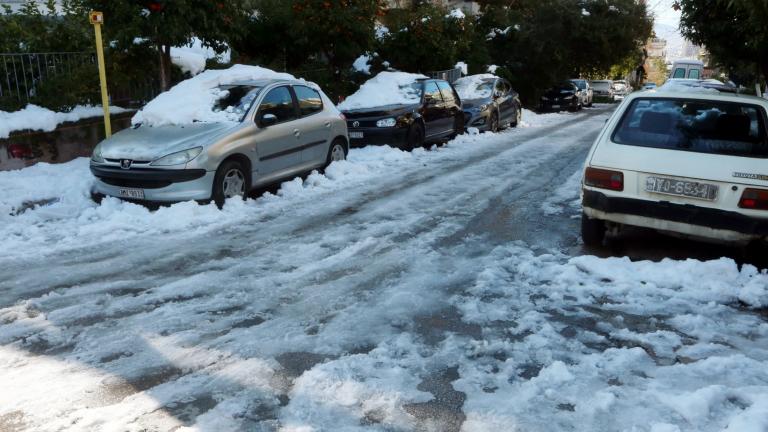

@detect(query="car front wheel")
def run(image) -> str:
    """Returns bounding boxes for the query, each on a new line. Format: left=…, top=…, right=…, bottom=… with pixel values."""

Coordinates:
left=323, top=138, right=347, bottom=170
left=212, top=159, right=249, bottom=208
left=581, top=212, right=606, bottom=246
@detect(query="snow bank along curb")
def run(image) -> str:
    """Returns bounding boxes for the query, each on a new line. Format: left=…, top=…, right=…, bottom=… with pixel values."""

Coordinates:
left=0, top=105, right=129, bottom=139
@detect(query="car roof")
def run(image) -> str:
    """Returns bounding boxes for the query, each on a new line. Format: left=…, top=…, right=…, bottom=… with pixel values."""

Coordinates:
left=624, top=88, right=768, bottom=106
left=226, top=78, right=305, bottom=87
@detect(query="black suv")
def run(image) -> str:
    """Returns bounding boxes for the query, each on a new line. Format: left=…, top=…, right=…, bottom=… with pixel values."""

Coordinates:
left=341, top=78, right=464, bottom=151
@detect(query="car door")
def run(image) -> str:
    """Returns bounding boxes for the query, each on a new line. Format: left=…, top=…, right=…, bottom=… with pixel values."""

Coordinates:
left=422, top=81, right=449, bottom=138
left=495, top=80, right=514, bottom=124
left=293, top=85, right=330, bottom=166
left=253, top=85, right=302, bottom=176
left=436, top=80, right=460, bottom=134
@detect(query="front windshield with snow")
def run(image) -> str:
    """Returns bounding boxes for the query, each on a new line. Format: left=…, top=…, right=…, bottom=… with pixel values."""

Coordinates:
left=454, top=79, right=494, bottom=100
left=213, top=85, right=263, bottom=122
left=612, top=98, right=768, bottom=158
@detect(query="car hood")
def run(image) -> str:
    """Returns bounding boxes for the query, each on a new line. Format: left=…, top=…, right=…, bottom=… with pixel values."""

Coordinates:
left=341, top=103, right=421, bottom=119
left=544, top=89, right=575, bottom=98
left=461, top=98, right=492, bottom=109
left=99, top=122, right=236, bottom=161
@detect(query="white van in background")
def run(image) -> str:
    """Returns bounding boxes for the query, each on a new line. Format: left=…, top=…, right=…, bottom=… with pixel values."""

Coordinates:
left=669, top=59, right=704, bottom=80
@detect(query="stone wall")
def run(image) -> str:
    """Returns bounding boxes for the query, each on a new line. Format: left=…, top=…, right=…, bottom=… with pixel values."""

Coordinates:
left=0, top=111, right=135, bottom=171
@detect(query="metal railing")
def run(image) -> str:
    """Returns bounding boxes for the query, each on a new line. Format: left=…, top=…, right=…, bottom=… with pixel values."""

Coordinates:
left=427, top=67, right=463, bottom=83
left=0, top=52, right=96, bottom=103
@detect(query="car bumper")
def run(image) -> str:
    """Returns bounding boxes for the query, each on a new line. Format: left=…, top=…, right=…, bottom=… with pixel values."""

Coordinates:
left=464, top=111, right=491, bottom=131
left=90, top=164, right=215, bottom=202
left=540, top=100, right=577, bottom=111
left=582, top=189, right=768, bottom=243
left=348, top=127, right=408, bottom=148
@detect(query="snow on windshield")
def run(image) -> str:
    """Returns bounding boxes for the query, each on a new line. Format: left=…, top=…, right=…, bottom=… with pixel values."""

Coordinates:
left=131, top=64, right=302, bottom=127
left=337, top=71, right=427, bottom=111
left=454, top=74, right=497, bottom=100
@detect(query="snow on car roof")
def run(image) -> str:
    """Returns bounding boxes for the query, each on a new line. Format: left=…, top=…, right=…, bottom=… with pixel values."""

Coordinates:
left=454, top=74, right=498, bottom=100
left=131, top=64, right=307, bottom=127
left=337, top=71, right=428, bottom=111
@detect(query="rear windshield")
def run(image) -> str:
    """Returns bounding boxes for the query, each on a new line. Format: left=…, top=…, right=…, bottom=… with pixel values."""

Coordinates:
left=612, top=98, right=768, bottom=158
left=592, top=81, right=611, bottom=90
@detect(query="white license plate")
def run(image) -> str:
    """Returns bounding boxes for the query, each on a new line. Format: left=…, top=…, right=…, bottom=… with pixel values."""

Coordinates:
left=118, top=188, right=145, bottom=199
left=645, top=176, right=718, bottom=201
left=349, top=131, right=364, bottom=139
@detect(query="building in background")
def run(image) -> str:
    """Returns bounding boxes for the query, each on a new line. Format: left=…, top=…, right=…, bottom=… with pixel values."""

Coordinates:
left=647, top=38, right=667, bottom=59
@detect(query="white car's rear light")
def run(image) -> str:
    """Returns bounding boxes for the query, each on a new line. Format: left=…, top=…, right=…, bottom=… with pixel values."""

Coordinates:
left=738, top=188, right=768, bottom=210
left=584, top=167, right=624, bottom=191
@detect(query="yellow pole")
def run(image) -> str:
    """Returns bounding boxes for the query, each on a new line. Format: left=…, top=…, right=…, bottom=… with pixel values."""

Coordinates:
left=90, top=11, right=111, bottom=138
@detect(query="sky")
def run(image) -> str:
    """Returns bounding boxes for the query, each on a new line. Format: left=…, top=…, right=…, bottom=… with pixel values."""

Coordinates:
left=649, top=0, right=682, bottom=30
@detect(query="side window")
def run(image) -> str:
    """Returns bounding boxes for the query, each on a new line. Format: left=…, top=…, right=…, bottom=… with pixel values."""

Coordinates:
left=294, top=85, right=323, bottom=117
left=673, top=68, right=686, bottom=78
left=257, top=86, right=296, bottom=123
left=688, top=69, right=700, bottom=79
left=494, top=80, right=507, bottom=96
left=436, top=81, right=455, bottom=102
left=424, top=81, right=443, bottom=104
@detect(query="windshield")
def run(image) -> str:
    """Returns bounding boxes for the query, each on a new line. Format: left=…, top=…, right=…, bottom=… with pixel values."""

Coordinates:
left=552, top=82, right=575, bottom=92
left=405, top=82, right=424, bottom=100
left=454, top=78, right=494, bottom=99
left=592, top=81, right=611, bottom=91
left=612, top=98, right=768, bottom=158
left=213, top=85, right=263, bottom=122
left=571, top=80, right=587, bottom=90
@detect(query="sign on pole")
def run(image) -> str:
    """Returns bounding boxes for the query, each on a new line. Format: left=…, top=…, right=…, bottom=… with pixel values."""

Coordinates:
left=90, top=11, right=112, bottom=138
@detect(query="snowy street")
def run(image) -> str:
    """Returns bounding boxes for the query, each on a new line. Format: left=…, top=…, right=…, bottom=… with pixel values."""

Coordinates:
left=1, top=105, right=767, bottom=431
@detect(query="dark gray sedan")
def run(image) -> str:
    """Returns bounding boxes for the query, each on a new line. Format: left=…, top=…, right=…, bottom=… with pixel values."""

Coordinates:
left=454, top=74, right=522, bottom=132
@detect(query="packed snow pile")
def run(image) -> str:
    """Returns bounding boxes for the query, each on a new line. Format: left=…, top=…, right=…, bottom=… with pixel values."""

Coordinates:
left=0, top=105, right=128, bottom=139
left=446, top=8, right=466, bottom=19
left=337, top=71, right=427, bottom=111
left=352, top=53, right=373, bottom=75
left=455, top=61, right=468, bottom=75
left=454, top=74, right=498, bottom=100
left=131, top=64, right=299, bottom=127
left=170, top=38, right=231, bottom=76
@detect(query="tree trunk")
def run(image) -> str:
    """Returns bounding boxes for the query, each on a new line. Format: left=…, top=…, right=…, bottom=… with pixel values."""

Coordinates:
left=158, top=44, right=172, bottom=92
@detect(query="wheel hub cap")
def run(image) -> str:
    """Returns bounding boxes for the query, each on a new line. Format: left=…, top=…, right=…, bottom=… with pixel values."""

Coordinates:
left=222, top=169, right=245, bottom=198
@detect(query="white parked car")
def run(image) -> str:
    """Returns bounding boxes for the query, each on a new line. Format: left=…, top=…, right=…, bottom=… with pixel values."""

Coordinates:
left=581, top=88, right=768, bottom=249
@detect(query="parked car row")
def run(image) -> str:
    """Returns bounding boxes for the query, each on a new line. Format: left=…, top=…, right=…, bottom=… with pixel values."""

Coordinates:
left=540, top=78, right=632, bottom=111
left=90, top=72, right=523, bottom=207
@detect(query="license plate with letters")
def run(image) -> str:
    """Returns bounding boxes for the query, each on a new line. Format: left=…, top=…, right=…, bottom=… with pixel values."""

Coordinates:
left=349, top=131, right=364, bottom=139
left=645, top=176, right=718, bottom=201
left=118, top=188, right=145, bottom=199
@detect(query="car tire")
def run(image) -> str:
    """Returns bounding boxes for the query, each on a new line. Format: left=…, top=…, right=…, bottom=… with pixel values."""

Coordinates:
left=403, top=122, right=424, bottom=151
left=323, top=138, right=347, bottom=170
left=212, top=159, right=249, bottom=209
left=490, top=112, right=500, bottom=133
left=581, top=212, right=606, bottom=247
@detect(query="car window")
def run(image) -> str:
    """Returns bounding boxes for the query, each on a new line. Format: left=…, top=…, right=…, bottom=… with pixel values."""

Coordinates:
left=612, top=98, right=768, bottom=158
left=437, top=81, right=456, bottom=102
left=294, top=85, right=323, bottom=117
left=257, top=86, right=297, bottom=124
left=672, top=68, right=686, bottom=78
left=213, top=85, right=262, bottom=122
left=688, top=69, right=701, bottom=79
left=424, top=81, right=443, bottom=104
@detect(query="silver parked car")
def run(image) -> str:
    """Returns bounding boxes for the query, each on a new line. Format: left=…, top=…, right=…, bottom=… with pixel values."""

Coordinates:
left=90, top=79, right=348, bottom=207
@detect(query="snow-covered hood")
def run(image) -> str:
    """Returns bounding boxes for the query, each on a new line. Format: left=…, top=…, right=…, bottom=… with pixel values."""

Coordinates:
left=99, top=122, right=235, bottom=161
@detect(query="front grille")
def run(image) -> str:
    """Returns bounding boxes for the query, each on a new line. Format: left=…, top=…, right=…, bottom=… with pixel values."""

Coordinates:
left=105, top=158, right=151, bottom=165
left=347, top=120, right=378, bottom=128
left=99, top=177, right=172, bottom=189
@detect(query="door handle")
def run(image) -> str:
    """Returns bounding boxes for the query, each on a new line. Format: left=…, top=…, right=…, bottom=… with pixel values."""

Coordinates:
left=293, top=129, right=301, bottom=138
left=324, top=122, right=331, bottom=128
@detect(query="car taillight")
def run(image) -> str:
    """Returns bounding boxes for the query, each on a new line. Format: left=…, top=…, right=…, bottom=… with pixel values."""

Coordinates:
left=584, top=167, right=624, bottom=191
left=738, top=188, right=768, bottom=210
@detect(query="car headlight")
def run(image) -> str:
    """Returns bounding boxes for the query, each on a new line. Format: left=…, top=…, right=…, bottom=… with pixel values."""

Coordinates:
left=541, top=96, right=549, bottom=101
left=150, top=147, right=203, bottom=166
left=376, top=117, right=397, bottom=128
left=479, top=104, right=489, bottom=112
left=564, top=95, right=574, bottom=100
left=91, top=143, right=104, bottom=163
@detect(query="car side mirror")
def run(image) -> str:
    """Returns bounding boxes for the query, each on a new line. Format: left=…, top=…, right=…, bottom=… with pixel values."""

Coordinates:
left=259, top=113, right=278, bottom=127
left=425, top=96, right=439, bottom=106
left=493, top=90, right=502, bottom=98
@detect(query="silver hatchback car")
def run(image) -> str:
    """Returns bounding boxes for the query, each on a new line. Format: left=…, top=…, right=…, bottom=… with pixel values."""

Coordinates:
left=90, top=79, right=348, bottom=206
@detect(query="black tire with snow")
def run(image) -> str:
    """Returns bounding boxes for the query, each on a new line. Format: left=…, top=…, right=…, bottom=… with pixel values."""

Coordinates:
left=212, top=159, right=249, bottom=209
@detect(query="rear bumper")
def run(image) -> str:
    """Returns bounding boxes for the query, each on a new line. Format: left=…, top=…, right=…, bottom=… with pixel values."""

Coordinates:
left=348, top=127, right=408, bottom=148
left=90, top=164, right=214, bottom=202
left=583, top=189, right=768, bottom=242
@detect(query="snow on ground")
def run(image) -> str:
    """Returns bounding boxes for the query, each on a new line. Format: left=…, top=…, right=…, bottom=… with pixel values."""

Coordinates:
left=1, top=107, right=767, bottom=431
left=0, top=105, right=128, bottom=139
left=132, top=65, right=301, bottom=127
left=337, top=71, right=427, bottom=111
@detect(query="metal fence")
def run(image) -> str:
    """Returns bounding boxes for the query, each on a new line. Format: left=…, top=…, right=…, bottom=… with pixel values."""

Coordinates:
left=427, top=67, right=463, bottom=83
left=0, top=52, right=96, bottom=103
